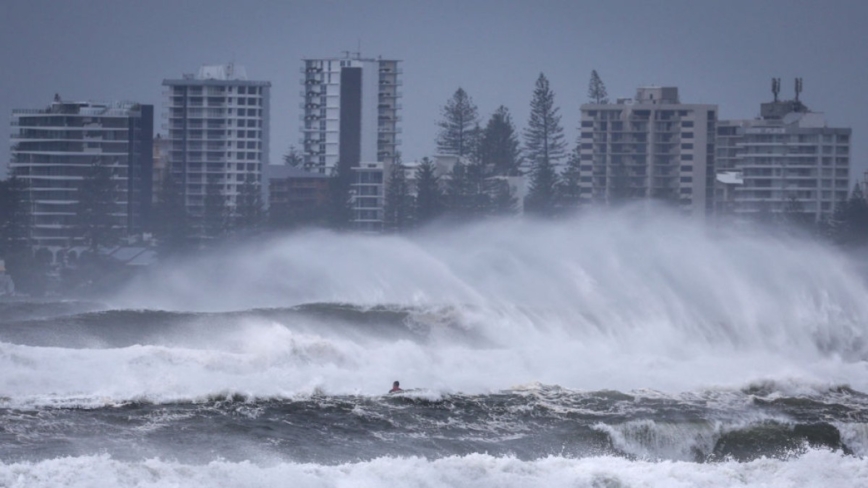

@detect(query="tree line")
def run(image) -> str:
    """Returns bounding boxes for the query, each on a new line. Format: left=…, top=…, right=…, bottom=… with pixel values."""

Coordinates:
left=3, top=68, right=868, bottom=294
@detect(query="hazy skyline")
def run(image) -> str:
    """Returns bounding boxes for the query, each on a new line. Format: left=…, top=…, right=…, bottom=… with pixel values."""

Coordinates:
left=2, top=0, right=866, bottom=179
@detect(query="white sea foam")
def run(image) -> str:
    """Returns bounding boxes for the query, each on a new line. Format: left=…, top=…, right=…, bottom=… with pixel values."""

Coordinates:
left=0, top=450, right=865, bottom=488
left=4, top=211, right=868, bottom=404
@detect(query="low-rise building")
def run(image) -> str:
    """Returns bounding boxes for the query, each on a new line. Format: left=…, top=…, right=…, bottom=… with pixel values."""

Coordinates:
left=266, top=165, right=330, bottom=228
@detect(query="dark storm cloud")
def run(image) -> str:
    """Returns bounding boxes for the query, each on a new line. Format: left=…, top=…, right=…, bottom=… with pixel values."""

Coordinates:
left=1, top=0, right=866, bottom=177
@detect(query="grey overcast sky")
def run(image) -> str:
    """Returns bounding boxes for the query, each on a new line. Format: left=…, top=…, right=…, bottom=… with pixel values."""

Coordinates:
left=1, top=0, right=867, bottom=178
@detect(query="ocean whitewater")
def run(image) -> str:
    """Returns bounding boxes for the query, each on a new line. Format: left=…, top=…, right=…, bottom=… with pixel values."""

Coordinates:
left=1, top=212, right=868, bottom=487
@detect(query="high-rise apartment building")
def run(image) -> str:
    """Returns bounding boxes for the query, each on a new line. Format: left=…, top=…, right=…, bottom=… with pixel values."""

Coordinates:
left=9, top=98, right=153, bottom=247
left=162, top=64, right=270, bottom=220
left=579, top=87, right=717, bottom=219
left=300, top=56, right=401, bottom=174
left=714, top=81, right=851, bottom=223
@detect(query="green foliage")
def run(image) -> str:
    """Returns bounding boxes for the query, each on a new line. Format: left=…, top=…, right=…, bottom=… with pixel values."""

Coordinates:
left=0, top=176, right=32, bottom=257
left=445, top=160, right=518, bottom=221
left=777, top=195, right=814, bottom=231
left=478, top=106, right=522, bottom=176
left=830, top=183, right=868, bottom=246
left=327, top=162, right=354, bottom=230
left=75, top=160, right=120, bottom=251
left=446, top=162, right=492, bottom=221
left=524, top=157, right=560, bottom=216
left=524, top=73, right=567, bottom=170
left=0, top=177, right=45, bottom=295
left=202, top=177, right=229, bottom=240
left=234, top=175, right=265, bottom=235
left=557, top=148, right=583, bottom=212
left=383, top=163, right=414, bottom=232
left=414, top=157, right=445, bottom=226
left=437, top=88, right=480, bottom=158
left=523, top=73, right=566, bottom=215
left=490, top=178, right=519, bottom=217
left=588, top=70, right=609, bottom=104
left=283, top=145, right=304, bottom=168
left=152, top=169, right=193, bottom=255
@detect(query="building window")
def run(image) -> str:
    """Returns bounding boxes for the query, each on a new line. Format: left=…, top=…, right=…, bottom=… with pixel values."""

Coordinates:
left=681, top=143, right=693, bottom=150
left=682, top=132, right=694, bottom=139
left=680, top=165, right=693, bottom=172
left=681, top=121, right=694, bottom=128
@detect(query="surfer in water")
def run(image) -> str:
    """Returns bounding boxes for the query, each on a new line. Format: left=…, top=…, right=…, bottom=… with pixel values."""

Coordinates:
left=389, top=381, right=403, bottom=394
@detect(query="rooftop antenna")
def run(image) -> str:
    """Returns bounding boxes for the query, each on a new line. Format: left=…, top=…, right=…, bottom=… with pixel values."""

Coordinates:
left=356, top=38, right=362, bottom=59
left=794, top=77, right=803, bottom=102
left=342, top=50, right=350, bottom=59
left=771, top=77, right=780, bottom=102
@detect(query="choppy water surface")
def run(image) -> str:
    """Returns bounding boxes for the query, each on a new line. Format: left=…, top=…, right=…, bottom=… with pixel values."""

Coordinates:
left=1, top=215, right=867, bottom=487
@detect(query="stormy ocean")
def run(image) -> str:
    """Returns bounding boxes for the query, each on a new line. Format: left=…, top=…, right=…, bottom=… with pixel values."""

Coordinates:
left=1, top=214, right=867, bottom=487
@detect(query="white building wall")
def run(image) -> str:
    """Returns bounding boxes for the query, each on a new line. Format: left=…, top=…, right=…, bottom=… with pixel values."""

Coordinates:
left=301, top=56, right=401, bottom=174
left=579, top=88, right=717, bottom=220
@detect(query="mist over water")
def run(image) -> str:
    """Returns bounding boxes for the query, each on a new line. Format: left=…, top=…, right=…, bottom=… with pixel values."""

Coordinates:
left=91, top=209, right=868, bottom=398
left=3, top=209, right=868, bottom=485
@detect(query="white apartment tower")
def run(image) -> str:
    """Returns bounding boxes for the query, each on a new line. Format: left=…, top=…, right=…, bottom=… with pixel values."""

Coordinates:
left=579, top=87, right=717, bottom=219
left=300, top=56, right=401, bottom=174
left=714, top=79, right=851, bottom=222
left=162, top=64, right=271, bottom=219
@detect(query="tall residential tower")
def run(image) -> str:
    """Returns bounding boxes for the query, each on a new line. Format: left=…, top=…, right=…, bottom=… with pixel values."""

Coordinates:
left=162, top=64, right=271, bottom=221
left=300, top=56, right=401, bottom=174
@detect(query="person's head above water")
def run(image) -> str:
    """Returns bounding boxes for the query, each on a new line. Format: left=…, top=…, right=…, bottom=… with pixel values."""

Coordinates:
left=393, top=381, right=400, bottom=388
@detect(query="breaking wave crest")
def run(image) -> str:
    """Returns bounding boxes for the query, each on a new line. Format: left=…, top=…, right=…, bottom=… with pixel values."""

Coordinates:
left=1, top=449, right=864, bottom=488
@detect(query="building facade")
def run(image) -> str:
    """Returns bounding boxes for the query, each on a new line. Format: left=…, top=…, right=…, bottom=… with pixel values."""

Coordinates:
left=579, top=87, right=717, bottom=219
left=9, top=98, right=153, bottom=247
left=162, top=64, right=271, bottom=222
left=266, top=164, right=330, bottom=227
left=715, top=95, right=851, bottom=223
left=300, top=56, right=401, bottom=175
left=351, top=162, right=385, bottom=231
